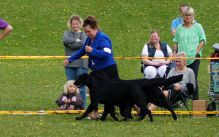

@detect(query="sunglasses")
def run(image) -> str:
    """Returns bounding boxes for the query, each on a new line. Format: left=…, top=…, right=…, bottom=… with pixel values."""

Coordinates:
left=184, top=14, right=192, bottom=17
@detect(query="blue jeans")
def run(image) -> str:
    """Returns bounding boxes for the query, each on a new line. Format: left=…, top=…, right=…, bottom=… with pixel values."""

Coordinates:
left=65, top=67, right=88, bottom=109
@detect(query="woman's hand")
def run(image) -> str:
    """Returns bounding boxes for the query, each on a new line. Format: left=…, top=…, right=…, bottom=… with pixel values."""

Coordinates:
left=85, top=45, right=93, bottom=53
left=64, top=99, right=71, bottom=103
left=173, top=83, right=182, bottom=91
left=64, top=59, right=69, bottom=66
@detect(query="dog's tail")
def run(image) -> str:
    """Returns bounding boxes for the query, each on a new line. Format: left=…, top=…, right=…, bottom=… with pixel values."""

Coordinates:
left=143, top=74, right=183, bottom=88
left=161, top=74, right=183, bottom=89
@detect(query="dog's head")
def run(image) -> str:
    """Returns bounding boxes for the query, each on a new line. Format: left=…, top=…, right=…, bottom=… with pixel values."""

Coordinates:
left=74, top=73, right=92, bottom=88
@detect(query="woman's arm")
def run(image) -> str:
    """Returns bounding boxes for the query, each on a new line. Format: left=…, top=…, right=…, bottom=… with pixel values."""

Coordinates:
left=142, top=55, right=160, bottom=66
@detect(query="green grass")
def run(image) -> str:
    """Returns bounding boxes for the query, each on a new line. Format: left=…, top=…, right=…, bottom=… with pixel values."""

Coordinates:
left=0, top=0, right=219, bottom=136
left=0, top=115, right=219, bottom=137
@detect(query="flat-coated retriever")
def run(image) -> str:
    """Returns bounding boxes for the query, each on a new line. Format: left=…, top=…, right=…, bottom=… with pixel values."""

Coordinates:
left=74, top=73, right=153, bottom=121
left=90, top=71, right=183, bottom=120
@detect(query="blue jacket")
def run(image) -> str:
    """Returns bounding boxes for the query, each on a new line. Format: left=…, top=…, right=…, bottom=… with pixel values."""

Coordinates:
left=68, top=31, right=116, bottom=71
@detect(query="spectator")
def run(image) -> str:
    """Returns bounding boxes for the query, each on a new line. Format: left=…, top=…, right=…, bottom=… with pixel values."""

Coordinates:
left=63, top=15, right=88, bottom=109
left=171, top=4, right=188, bottom=36
left=56, top=80, right=83, bottom=110
left=173, top=6, right=206, bottom=100
left=64, top=16, right=119, bottom=119
left=148, top=52, right=196, bottom=110
left=142, top=30, right=173, bottom=79
left=0, top=18, right=13, bottom=40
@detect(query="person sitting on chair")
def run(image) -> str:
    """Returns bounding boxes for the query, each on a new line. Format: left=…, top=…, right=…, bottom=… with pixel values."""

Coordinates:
left=142, top=30, right=173, bottom=79
left=148, top=52, right=195, bottom=111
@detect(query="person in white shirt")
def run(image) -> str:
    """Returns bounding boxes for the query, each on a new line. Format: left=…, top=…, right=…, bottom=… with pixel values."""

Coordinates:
left=142, top=31, right=173, bottom=79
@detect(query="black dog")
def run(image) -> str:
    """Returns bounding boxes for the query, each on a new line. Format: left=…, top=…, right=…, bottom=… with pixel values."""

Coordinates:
left=90, top=71, right=183, bottom=120
left=74, top=73, right=153, bottom=121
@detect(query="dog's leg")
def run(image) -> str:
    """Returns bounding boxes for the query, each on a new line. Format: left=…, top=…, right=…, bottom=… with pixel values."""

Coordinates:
left=134, top=100, right=148, bottom=121
left=134, top=90, right=153, bottom=122
left=109, top=106, right=119, bottom=121
left=160, top=101, right=177, bottom=120
left=100, top=104, right=110, bottom=121
left=146, top=109, right=153, bottom=122
left=75, top=102, right=98, bottom=120
left=119, top=104, right=133, bottom=121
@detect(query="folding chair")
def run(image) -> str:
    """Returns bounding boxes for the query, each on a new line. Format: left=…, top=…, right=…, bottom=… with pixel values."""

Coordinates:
left=168, top=83, right=194, bottom=111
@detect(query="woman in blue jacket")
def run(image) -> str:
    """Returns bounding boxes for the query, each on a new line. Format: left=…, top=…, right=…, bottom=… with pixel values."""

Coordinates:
left=64, top=16, right=119, bottom=79
left=64, top=16, right=119, bottom=119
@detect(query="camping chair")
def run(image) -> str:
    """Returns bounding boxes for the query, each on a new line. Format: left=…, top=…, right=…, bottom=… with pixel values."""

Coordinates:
left=167, top=83, right=194, bottom=111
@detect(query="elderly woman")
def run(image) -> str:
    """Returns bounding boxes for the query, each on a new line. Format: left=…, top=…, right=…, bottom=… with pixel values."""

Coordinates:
left=142, top=31, right=173, bottom=79
left=148, top=52, right=196, bottom=111
left=173, top=7, right=206, bottom=100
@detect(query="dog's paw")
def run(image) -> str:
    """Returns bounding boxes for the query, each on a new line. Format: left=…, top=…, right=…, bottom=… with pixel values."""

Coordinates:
left=100, top=117, right=106, bottom=121
left=75, top=116, right=84, bottom=120
left=173, top=115, right=177, bottom=121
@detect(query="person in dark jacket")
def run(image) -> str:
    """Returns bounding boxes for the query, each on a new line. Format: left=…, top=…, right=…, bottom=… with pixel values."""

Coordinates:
left=56, top=80, right=83, bottom=110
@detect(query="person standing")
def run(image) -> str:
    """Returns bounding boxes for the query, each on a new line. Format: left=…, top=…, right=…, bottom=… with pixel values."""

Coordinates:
left=173, top=7, right=206, bottom=100
left=171, top=4, right=188, bottom=36
left=64, top=16, right=119, bottom=119
left=64, top=16, right=119, bottom=79
left=63, top=15, right=88, bottom=109
left=0, top=18, right=13, bottom=40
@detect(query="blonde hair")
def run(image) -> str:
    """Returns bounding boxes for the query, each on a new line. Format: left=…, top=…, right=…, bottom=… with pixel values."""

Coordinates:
left=67, top=15, right=83, bottom=29
left=63, top=80, right=79, bottom=94
left=175, top=52, right=187, bottom=60
left=182, top=6, right=195, bottom=24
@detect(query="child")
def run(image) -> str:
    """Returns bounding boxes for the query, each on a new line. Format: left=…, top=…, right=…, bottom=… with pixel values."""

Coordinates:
left=56, top=80, right=83, bottom=110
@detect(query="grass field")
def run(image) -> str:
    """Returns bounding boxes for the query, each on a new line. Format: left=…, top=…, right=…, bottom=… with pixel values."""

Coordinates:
left=0, top=0, right=219, bottom=136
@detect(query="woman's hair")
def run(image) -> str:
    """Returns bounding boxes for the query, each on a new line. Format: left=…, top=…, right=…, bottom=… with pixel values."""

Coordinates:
left=150, top=30, right=159, bottom=36
left=83, top=16, right=98, bottom=29
left=67, top=15, right=83, bottom=29
left=146, top=30, right=159, bottom=47
left=182, top=6, right=195, bottom=24
left=179, top=4, right=188, bottom=11
left=63, top=80, right=79, bottom=94
left=175, top=52, right=187, bottom=60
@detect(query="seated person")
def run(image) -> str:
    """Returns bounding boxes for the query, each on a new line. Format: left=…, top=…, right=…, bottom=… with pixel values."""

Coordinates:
left=142, top=30, right=173, bottom=79
left=148, top=52, right=196, bottom=110
left=56, top=80, right=83, bottom=110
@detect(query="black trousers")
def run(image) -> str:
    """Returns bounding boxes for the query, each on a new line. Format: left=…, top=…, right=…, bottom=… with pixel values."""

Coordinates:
left=187, top=54, right=200, bottom=100
left=99, top=64, right=120, bottom=80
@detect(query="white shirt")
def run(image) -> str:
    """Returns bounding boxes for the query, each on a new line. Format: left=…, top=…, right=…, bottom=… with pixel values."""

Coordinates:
left=142, top=44, right=172, bottom=62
